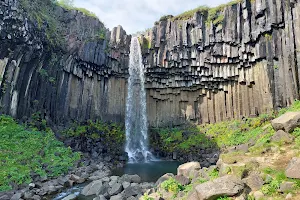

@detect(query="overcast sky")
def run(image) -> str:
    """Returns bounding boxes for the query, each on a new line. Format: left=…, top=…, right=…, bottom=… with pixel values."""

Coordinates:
left=73, top=0, right=231, bottom=34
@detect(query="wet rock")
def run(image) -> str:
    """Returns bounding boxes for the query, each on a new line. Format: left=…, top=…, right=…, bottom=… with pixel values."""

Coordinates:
left=81, top=180, right=103, bottom=196
left=62, top=194, right=77, bottom=200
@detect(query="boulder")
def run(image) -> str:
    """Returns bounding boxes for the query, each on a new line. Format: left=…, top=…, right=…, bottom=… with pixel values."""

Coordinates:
left=110, top=194, right=125, bottom=200
left=10, top=193, right=22, bottom=200
left=178, top=162, right=201, bottom=178
left=253, top=191, right=264, bottom=200
left=109, top=183, right=123, bottom=196
left=155, top=173, right=174, bottom=186
left=119, top=174, right=141, bottom=183
left=243, top=174, right=264, bottom=191
left=175, top=175, right=191, bottom=186
left=123, top=186, right=142, bottom=198
left=70, top=174, right=85, bottom=184
left=271, top=130, right=294, bottom=143
left=194, top=175, right=244, bottom=200
left=271, top=112, right=300, bottom=133
left=285, top=157, right=300, bottom=179
left=122, top=181, right=130, bottom=189
left=81, top=180, right=103, bottom=196
left=279, top=182, right=294, bottom=192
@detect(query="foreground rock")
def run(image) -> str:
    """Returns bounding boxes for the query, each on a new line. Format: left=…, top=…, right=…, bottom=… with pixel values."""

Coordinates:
left=81, top=174, right=154, bottom=199
left=271, top=112, right=300, bottom=133
left=177, top=162, right=201, bottom=178
left=285, top=157, right=300, bottom=179
left=191, top=175, right=244, bottom=200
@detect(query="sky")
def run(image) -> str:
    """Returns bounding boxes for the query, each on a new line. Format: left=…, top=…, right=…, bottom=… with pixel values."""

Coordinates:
left=73, top=0, right=231, bottom=34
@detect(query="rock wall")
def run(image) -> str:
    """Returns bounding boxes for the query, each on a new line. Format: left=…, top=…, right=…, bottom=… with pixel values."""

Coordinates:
left=0, top=0, right=130, bottom=126
left=1, top=0, right=300, bottom=128
left=142, top=0, right=300, bottom=127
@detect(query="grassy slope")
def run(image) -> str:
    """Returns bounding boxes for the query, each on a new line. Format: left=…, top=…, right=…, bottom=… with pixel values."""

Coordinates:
left=0, top=116, right=81, bottom=192
left=147, top=101, right=300, bottom=200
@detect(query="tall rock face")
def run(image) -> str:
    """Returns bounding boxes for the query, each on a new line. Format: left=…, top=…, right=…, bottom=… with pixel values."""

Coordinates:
left=0, top=0, right=130, bottom=125
left=1, top=0, right=300, bottom=128
left=142, top=0, right=300, bottom=127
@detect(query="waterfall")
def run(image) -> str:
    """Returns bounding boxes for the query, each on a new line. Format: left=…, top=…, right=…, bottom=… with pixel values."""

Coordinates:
left=125, top=37, right=154, bottom=163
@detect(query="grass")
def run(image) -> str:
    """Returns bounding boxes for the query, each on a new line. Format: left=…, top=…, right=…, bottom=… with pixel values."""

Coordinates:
left=0, top=115, right=81, bottom=192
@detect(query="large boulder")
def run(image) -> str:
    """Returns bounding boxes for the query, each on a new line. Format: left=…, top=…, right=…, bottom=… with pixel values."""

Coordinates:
left=178, top=162, right=201, bottom=178
left=193, top=175, right=244, bottom=200
left=81, top=180, right=103, bottom=196
left=271, top=112, right=300, bottom=133
left=243, top=174, right=264, bottom=191
left=285, top=157, right=300, bottom=179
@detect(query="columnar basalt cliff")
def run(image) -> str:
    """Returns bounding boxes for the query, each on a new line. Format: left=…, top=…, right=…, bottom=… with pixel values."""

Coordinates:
left=0, top=0, right=130, bottom=125
left=142, top=0, right=300, bottom=127
left=1, top=0, right=300, bottom=128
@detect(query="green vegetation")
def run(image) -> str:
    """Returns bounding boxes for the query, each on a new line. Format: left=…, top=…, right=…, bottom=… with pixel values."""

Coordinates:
left=19, top=0, right=64, bottom=46
left=0, top=115, right=81, bottom=192
left=161, top=178, right=184, bottom=194
left=156, top=0, right=242, bottom=26
left=62, top=120, right=125, bottom=145
left=172, top=6, right=209, bottom=21
left=56, top=0, right=98, bottom=18
left=265, top=33, right=273, bottom=41
left=150, top=125, right=216, bottom=154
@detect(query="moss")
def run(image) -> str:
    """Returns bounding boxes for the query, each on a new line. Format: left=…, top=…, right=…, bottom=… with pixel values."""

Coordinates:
left=265, top=33, right=273, bottom=41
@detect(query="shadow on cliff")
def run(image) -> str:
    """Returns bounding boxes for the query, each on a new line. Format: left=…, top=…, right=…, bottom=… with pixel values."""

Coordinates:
left=148, top=123, right=220, bottom=167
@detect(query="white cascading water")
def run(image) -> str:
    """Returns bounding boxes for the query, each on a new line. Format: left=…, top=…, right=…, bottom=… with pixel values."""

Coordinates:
left=125, top=37, right=154, bottom=163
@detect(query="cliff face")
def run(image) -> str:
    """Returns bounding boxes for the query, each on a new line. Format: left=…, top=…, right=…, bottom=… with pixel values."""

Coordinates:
left=142, top=0, right=300, bottom=127
left=0, top=0, right=130, bottom=125
left=1, top=0, right=300, bottom=128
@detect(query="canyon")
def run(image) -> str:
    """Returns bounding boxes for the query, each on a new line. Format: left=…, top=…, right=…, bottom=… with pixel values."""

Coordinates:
left=1, top=0, right=300, bottom=128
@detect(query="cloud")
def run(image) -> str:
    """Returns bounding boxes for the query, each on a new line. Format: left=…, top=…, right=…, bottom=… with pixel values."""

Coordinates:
left=73, top=0, right=231, bottom=34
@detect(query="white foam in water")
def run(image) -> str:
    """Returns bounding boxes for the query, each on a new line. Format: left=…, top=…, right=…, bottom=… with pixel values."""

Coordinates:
left=125, top=37, right=155, bottom=163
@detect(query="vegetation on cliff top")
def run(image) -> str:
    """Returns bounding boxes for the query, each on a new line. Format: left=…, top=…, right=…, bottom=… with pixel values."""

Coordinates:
left=156, top=0, right=242, bottom=26
left=0, top=115, right=81, bottom=192
left=56, top=0, right=98, bottom=19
